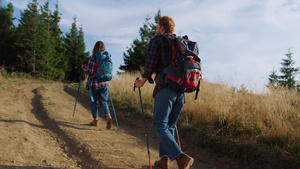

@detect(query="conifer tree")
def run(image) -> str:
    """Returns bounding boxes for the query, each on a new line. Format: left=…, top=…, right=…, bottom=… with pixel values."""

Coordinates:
left=64, top=17, right=89, bottom=82
left=16, top=0, right=41, bottom=73
left=119, top=10, right=161, bottom=72
left=49, top=1, right=67, bottom=80
left=0, top=2, right=17, bottom=69
left=268, top=69, right=279, bottom=87
left=278, top=49, right=299, bottom=88
left=1, top=0, right=89, bottom=81
left=64, top=17, right=78, bottom=81
left=39, top=1, right=53, bottom=75
left=268, top=49, right=300, bottom=90
left=77, top=26, right=89, bottom=62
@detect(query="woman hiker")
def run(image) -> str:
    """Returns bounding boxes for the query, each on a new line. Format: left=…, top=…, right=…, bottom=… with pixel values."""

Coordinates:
left=81, top=41, right=113, bottom=129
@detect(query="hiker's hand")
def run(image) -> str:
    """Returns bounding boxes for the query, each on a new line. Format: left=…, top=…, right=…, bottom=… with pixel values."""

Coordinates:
left=135, top=79, right=143, bottom=88
left=135, top=78, right=147, bottom=88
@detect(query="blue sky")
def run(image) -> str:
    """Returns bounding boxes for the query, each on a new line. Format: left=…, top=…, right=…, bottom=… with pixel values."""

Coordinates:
left=3, top=0, right=300, bottom=92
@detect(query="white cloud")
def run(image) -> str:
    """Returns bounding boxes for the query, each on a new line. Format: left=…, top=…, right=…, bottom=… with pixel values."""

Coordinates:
left=58, top=0, right=156, bottom=37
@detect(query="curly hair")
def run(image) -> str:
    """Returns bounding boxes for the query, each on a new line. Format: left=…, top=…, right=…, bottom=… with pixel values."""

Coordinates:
left=158, top=16, right=175, bottom=34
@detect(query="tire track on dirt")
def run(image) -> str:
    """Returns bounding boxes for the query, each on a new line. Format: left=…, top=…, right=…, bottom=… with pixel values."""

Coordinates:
left=31, top=88, right=106, bottom=169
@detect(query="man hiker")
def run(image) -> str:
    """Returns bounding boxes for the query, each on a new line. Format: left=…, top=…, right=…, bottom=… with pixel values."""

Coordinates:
left=81, top=41, right=113, bottom=129
left=135, top=16, right=194, bottom=169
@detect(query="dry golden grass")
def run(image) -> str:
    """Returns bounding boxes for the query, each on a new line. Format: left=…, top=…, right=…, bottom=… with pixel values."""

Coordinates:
left=187, top=80, right=300, bottom=139
left=109, top=72, right=300, bottom=168
left=109, top=72, right=154, bottom=118
left=110, top=73, right=300, bottom=140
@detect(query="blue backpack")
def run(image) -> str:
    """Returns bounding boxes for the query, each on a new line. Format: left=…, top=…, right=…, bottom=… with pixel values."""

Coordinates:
left=87, top=51, right=113, bottom=102
left=90, top=51, right=113, bottom=81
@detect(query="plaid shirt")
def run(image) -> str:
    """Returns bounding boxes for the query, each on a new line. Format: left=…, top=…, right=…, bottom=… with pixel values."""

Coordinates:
left=142, top=33, right=174, bottom=97
left=83, top=53, right=109, bottom=90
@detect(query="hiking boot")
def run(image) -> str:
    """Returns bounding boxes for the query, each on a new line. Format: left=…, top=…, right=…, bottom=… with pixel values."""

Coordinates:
left=106, top=115, right=112, bottom=129
left=175, top=153, right=194, bottom=169
left=90, top=120, right=99, bottom=126
left=154, top=157, right=169, bottom=169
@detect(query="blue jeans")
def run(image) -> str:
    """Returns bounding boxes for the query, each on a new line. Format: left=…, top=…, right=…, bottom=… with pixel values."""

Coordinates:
left=91, top=87, right=110, bottom=119
left=153, top=88, right=185, bottom=161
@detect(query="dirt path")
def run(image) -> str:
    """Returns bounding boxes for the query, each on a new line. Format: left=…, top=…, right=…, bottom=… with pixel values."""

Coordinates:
left=0, top=79, right=241, bottom=169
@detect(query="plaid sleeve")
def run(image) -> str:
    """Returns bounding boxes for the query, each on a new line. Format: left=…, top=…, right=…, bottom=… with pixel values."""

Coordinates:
left=83, top=55, right=96, bottom=76
left=142, top=38, right=158, bottom=79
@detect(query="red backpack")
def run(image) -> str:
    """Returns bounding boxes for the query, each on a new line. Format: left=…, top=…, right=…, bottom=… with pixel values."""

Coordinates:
left=156, top=34, right=202, bottom=100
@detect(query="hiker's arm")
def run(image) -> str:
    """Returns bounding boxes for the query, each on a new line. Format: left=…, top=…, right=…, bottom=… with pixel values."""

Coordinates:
left=135, top=78, right=147, bottom=88
left=82, top=55, right=95, bottom=75
left=142, top=38, right=158, bottom=84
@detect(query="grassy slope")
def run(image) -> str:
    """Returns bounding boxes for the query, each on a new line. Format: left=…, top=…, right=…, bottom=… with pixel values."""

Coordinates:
left=2, top=72, right=299, bottom=168
left=109, top=73, right=300, bottom=169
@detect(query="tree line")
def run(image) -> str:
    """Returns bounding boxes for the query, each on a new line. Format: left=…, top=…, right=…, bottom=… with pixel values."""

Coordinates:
left=0, top=0, right=162, bottom=82
left=2, top=0, right=299, bottom=90
left=0, top=0, right=89, bottom=82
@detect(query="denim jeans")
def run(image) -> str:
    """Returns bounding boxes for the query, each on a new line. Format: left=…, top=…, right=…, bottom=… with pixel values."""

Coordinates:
left=90, top=87, right=110, bottom=119
left=153, top=88, right=185, bottom=161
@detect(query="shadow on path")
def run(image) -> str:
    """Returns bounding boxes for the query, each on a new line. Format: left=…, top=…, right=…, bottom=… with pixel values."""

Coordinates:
left=30, top=88, right=107, bottom=169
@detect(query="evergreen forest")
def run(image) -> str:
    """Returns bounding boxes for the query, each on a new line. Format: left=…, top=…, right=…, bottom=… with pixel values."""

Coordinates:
left=0, top=0, right=89, bottom=82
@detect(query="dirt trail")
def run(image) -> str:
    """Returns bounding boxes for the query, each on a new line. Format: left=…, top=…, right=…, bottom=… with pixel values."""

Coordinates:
left=0, top=79, right=240, bottom=169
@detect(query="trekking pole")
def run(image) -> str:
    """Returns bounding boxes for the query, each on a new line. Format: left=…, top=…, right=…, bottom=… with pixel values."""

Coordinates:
left=134, top=77, right=152, bottom=169
left=73, top=68, right=83, bottom=117
left=108, top=87, right=119, bottom=130
left=175, top=125, right=181, bottom=149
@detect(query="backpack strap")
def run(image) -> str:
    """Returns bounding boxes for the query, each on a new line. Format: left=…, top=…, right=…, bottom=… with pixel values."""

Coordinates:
left=162, top=34, right=185, bottom=67
left=89, top=54, right=97, bottom=79
left=162, top=34, right=175, bottom=62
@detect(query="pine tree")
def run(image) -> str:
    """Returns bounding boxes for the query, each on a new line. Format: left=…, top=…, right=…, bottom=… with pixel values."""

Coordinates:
left=39, top=1, right=53, bottom=75
left=2, top=0, right=89, bottom=80
left=77, top=26, right=89, bottom=60
left=48, top=0, right=67, bottom=80
left=268, top=49, right=300, bottom=90
left=64, top=17, right=89, bottom=82
left=119, top=10, right=161, bottom=72
left=0, top=2, right=17, bottom=70
left=268, top=69, right=279, bottom=87
left=64, top=17, right=78, bottom=81
left=75, top=26, right=89, bottom=77
left=279, top=49, right=299, bottom=88
left=16, top=0, right=41, bottom=73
